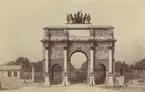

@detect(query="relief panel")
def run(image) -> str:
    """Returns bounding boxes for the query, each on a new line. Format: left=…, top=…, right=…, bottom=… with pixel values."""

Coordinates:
left=50, top=30, right=65, bottom=36
left=95, top=50, right=109, bottom=59
left=96, top=45, right=109, bottom=59
left=51, top=47, right=64, bottom=59
left=95, top=29, right=113, bottom=39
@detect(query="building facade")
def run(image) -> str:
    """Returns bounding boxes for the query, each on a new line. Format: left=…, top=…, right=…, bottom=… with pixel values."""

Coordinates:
left=0, top=65, right=21, bottom=79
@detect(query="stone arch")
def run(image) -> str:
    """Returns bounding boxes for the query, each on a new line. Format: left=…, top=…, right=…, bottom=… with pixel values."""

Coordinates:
left=69, top=49, right=89, bottom=60
left=42, top=24, right=116, bottom=86
left=68, top=50, right=89, bottom=84
left=51, top=64, right=63, bottom=84
left=94, top=64, right=106, bottom=84
left=51, top=62, right=63, bottom=70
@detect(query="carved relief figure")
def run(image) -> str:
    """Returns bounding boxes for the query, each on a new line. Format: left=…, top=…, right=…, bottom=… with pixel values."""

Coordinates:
left=86, top=14, right=91, bottom=23
left=66, top=14, right=71, bottom=23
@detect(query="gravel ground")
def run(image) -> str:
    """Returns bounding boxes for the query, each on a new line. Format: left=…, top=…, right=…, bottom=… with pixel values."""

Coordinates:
left=0, top=83, right=145, bottom=92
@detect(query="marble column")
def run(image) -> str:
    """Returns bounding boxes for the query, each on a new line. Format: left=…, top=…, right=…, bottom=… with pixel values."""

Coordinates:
left=87, top=60, right=90, bottom=83
left=112, top=46, right=115, bottom=78
left=32, top=65, right=35, bottom=82
left=107, top=46, right=114, bottom=86
left=44, top=49, right=50, bottom=86
left=89, top=46, right=95, bottom=86
left=42, top=45, right=45, bottom=81
left=63, top=46, right=69, bottom=86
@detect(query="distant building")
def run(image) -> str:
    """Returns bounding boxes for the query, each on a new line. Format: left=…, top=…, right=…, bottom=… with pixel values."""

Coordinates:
left=0, top=65, right=22, bottom=78
left=133, top=68, right=145, bottom=78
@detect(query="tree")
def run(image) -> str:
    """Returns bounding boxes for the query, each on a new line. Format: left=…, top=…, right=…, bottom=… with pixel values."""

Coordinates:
left=80, top=61, right=87, bottom=71
left=6, top=61, right=16, bottom=65
left=32, top=60, right=43, bottom=72
left=135, top=58, right=145, bottom=69
left=115, top=61, right=132, bottom=73
left=15, top=57, right=31, bottom=72
left=69, top=62, right=75, bottom=71
left=122, top=61, right=130, bottom=72
left=129, top=64, right=135, bottom=71
left=115, top=61, right=122, bottom=72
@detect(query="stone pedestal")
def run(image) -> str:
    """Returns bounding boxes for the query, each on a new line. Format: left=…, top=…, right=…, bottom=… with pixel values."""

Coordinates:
left=107, top=73, right=114, bottom=86
left=105, top=71, right=109, bottom=84
left=63, top=73, right=69, bottom=86
left=44, top=73, right=50, bottom=86
left=89, top=73, right=95, bottom=86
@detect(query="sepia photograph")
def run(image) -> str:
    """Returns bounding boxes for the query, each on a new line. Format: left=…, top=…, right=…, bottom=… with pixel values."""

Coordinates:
left=0, top=0, right=145, bottom=92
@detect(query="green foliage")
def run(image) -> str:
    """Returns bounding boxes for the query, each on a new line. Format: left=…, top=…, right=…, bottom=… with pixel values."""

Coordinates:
left=135, top=58, right=145, bottom=69
left=15, top=57, right=31, bottom=72
left=5, top=57, right=31, bottom=72
left=115, top=61, right=135, bottom=73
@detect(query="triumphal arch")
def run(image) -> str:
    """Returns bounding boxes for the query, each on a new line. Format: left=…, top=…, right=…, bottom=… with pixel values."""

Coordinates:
left=41, top=11, right=117, bottom=86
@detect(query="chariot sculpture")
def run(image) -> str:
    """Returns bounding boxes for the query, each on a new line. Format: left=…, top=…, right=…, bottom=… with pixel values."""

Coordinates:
left=66, top=10, right=91, bottom=24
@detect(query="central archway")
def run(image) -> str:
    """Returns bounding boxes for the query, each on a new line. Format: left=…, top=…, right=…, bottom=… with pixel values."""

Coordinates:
left=68, top=51, right=88, bottom=84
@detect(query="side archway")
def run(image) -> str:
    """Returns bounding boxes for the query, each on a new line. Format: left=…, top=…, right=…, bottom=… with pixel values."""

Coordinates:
left=51, top=64, right=62, bottom=84
left=94, top=64, right=106, bottom=85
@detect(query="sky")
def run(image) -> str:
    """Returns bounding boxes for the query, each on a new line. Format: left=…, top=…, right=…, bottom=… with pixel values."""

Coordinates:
left=0, top=0, right=145, bottom=65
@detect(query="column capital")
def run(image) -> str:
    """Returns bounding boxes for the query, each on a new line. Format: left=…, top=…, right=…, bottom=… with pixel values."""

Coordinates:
left=112, top=43, right=115, bottom=47
left=112, top=58, right=115, bottom=62
left=45, top=46, right=51, bottom=50
left=108, top=46, right=113, bottom=50
left=63, top=46, right=68, bottom=50
left=90, top=46, right=95, bottom=50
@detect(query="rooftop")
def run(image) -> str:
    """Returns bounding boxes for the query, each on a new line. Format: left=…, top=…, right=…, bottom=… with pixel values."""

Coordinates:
left=43, top=24, right=114, bottom=30
left=0, top=65, right=22, bottom=71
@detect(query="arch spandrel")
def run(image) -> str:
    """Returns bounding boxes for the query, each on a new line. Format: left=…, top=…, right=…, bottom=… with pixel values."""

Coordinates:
left=68, top=45, right=90, bottom=60
left=94, top=28, right=113, bottom=40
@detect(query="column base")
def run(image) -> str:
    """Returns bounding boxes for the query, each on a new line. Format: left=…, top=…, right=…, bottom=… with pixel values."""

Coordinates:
left=63, top=73, right=69, bottom=86
left=107, top=73, right=114, bottom=86
left=89, top=73, right=95, bottom=86
left=105, top=71, right=108, bottom=84
left=44, top=74, right=50, bottom=86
